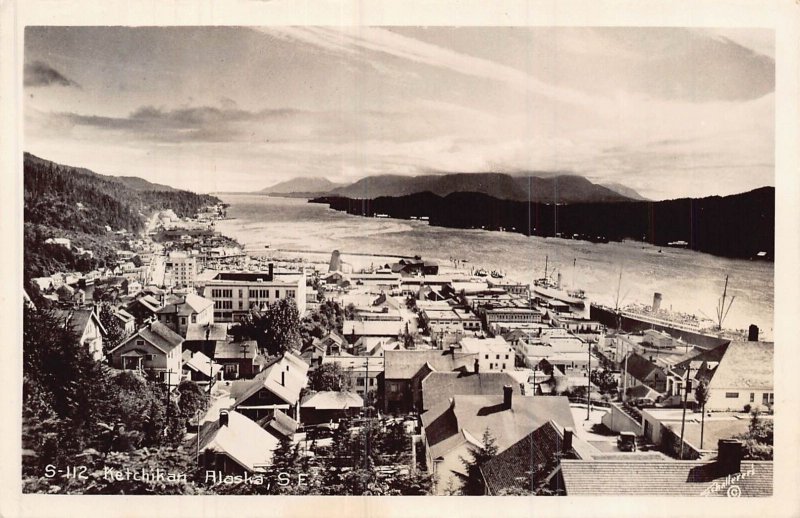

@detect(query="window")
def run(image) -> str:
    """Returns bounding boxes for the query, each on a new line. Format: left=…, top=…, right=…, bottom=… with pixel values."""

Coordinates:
left=485, top=354, right=489, bottom=359
left=762, top=393, right=774, bottom=405
left=238, top=289, right=243, bottom=297
left=180, top=317, right=186, bottom=325
left=275, top=290, right=281, bottom=298
left=489, top=363, right=493, bottom=370
left=496, top=354, right=500, bottom=360
left=750, top=393, right=755, bottom=403
left=390, top=383, right=398, bottom=393
left=725, top=392, right=739, bottom=398
left=136, top=339, right=144, bottom=346
left=502, top=363, right=506, bottom=370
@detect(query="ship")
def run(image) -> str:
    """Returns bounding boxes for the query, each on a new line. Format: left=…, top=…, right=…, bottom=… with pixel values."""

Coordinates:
left=590, top=276, right=748, bottom=349
left=531, top=256, right=587, bottom=308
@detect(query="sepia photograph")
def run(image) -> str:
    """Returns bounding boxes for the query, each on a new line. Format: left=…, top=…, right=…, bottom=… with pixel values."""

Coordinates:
left=6, top=4, right=796, bottom=511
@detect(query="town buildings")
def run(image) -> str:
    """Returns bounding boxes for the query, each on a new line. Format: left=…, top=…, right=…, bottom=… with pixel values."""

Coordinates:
left=202, top=267, right=307, bottom=322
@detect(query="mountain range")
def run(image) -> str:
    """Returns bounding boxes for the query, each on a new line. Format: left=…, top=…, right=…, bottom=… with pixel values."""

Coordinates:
left=312, top=186, right=774, bottom=260
left=259, top=172, right=648, bottom=203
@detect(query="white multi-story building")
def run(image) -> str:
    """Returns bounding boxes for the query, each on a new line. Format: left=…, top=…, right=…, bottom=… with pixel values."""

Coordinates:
left=459, top=336, right=515, bottom=372
left=202, top=266, right=307, bottom=322
left=167, top=250, right=198, bottom=288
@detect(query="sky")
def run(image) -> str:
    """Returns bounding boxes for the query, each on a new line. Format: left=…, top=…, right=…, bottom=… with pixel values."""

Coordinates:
left=23, top=26, right=774, bottom=200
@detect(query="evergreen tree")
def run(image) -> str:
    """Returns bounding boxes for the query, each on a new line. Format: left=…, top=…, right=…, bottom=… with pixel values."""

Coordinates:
left=98, top=303, right=126, bottom=350
left=457, top=427, right=498, bottom=495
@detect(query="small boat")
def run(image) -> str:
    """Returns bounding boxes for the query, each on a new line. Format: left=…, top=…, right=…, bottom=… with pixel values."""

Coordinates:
left=475, top=269, right=488, bottom=277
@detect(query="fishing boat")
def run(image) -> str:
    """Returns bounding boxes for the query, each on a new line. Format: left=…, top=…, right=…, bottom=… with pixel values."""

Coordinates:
left=532, top=256, right=587, bottom=308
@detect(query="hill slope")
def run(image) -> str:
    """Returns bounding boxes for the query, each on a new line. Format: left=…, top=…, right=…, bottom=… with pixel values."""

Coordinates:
left=600, top=182, right=649, bottom=201
left=23, top=153, right=220, bottom=280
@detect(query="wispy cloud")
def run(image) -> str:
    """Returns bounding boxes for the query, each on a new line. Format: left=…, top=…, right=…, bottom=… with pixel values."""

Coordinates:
left=24, top=61, right=80, bottom=88
left=259, top=27, right=606, bottom=113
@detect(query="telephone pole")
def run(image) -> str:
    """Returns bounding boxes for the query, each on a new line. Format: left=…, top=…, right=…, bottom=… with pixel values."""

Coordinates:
left=678, top=365, right=692, bottom=460
left=586, top=341, right=592, bottom=420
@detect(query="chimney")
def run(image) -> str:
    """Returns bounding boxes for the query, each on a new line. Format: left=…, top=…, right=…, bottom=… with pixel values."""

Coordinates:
left=748, top=325, right=759, bottom=342
left=474, top=358, right=480, bottom=374
left=652, top=292, right=662, bottom=313
left=219, top=409, right=229, bottom=427
left=717, top=439, right=743, bottom=475
left=562, top=428, right=574, bottom=455
left=268, top=263, right=274, bottom=279
left=503, top=384, right=513, bottom=409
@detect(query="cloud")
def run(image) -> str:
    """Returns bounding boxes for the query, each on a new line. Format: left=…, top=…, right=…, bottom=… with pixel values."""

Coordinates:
left=259, top=27, right=606, bottom=114
left=24, top=61, right=80, bottom=88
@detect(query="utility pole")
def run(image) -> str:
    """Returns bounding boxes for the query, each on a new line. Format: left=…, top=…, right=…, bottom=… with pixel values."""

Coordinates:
left=164, top=368, right=173, bottom=437
left=678, top=365, right=692, bottom=460
left=586, top=341, right=592, bottom=421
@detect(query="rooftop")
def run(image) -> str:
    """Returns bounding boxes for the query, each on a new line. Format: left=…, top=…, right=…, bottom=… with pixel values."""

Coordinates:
left=185, top=322, right=229, bottom=342
left=197, top=410, right=279, bottom=472
left=420, top=371, right=519, bottom=412
left=560, top=458, right=772, bottom=497
left=420, top=395, right=576, bottom=461
left=301, top=391, right=364, bottom=410
left=384, top=349, right=477, bottom=379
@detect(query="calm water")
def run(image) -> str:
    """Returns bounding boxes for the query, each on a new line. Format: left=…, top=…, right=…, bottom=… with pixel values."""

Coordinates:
left=216, top=194, right=774, bottom=336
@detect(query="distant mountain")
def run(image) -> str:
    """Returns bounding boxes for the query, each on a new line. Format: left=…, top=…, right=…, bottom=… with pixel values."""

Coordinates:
left=512, top=175, right=634, bottom=203
left=259, top=177, right=343, bottom=194
left=312, top=186, right=775, bottom=260
left=601, top=182, right=649, bottom=201
left=329, top=172, right=635, bottom=203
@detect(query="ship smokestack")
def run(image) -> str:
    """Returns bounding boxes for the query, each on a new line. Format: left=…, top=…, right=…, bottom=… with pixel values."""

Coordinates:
left=652, top=292, right=662, bottom=313
left=556, top=272, right=562, bottom=290
left=748, top=325, right=759, bottom=342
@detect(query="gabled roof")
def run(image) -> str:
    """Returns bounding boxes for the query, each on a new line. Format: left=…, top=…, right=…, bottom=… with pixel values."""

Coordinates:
left=157, top=293, right=214, bottom=316
left=109, top=321, right=183, bottom=355
left=258, top=409, right=299, bottom=439
left=197, top=411, right=279, bottom=472
left=301, top=391, right=363, bottom=410
left=481, top=420, right=593, bottom=495
left=384, top=349, right=477, bottom=379
left=623, top=352, right=665, bottom=382
left=560, top=459, right=772, bottom=497
left=114, top=308, right=134, bottom=323
left=706, top=341, right=773, bottom=390
left=183, top=350, right=222, bottom=378
left=420, top=395, right=576, bottom=462
left=232, top=353, right=308, bottom=408
left=420, top=371, right=519, bottom=412
left=52, top=308, right=107, bottom=338
left=214, top=340, right=258, bottom=360
left=185, top=322, right=229, bottom=341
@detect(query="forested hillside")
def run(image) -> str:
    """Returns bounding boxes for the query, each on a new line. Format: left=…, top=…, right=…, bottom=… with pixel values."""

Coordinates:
left=23, top=153, right=220, bottom=280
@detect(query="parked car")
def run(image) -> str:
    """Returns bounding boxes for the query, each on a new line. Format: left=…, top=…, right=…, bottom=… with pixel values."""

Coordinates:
left=617, top=431, right=637, bottom=452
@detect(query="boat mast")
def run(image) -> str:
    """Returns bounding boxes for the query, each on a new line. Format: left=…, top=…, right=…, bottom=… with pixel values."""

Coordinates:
left=715, top=274, right=736, bottom=330
left=614, top=266, right=623, bottom=330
